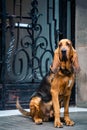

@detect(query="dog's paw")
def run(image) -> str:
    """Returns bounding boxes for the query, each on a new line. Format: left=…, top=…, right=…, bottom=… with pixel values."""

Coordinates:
left=64, top=117, right=75, bottom=126
left=54, top=119, right=63, bottom=128
left=35, top=118, right=43, bottom=125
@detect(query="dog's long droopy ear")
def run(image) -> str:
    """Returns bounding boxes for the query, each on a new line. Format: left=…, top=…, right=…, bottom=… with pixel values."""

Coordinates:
left=71, top=47, right=80, bottom=73
left=50, top=47, right=60, bottom=73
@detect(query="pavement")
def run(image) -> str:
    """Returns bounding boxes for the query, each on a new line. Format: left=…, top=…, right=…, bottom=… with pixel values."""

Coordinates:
left=0, top=107, right=87, bottom=130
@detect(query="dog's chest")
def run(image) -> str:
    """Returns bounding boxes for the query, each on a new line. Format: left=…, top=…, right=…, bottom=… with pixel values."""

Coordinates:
left=58, top=77, right=74, bottom=95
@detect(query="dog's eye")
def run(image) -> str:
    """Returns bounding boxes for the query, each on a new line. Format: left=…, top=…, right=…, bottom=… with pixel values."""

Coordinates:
left=59, top=43, right=62, bottom=48
left=66, top=42, right=70, bottom=47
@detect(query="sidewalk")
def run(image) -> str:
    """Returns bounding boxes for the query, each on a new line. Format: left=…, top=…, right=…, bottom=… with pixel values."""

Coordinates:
left=0, top=107, right=87, bottom=130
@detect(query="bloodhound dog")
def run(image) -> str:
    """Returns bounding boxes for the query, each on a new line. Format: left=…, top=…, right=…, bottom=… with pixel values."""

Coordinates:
left=16, top=39, right=80, bottom=127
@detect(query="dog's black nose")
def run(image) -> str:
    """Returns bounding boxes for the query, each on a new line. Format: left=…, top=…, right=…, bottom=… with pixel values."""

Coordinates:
left=61, top=48, right=66, bottom=54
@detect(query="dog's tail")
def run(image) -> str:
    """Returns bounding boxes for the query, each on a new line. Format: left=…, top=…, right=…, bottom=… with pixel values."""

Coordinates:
left=16, top=97, right=31, bottom=117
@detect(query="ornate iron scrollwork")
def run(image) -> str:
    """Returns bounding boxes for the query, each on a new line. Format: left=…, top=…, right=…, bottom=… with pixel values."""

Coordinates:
left=6, top=0, right=53, bottom=83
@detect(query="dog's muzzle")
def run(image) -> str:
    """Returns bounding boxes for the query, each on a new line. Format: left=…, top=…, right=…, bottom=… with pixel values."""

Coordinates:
left=61, top=48, right=68, bottom=61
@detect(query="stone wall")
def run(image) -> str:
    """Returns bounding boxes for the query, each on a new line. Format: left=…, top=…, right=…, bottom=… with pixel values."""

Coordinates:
left=76, top=0, right=87, bottom=107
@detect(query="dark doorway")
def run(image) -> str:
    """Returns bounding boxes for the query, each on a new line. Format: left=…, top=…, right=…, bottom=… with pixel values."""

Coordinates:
left=0, top=0, right=75, bottom=110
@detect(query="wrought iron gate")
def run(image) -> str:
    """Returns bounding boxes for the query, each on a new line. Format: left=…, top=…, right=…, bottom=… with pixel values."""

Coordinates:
left=0, top=0, right=75, bottom=109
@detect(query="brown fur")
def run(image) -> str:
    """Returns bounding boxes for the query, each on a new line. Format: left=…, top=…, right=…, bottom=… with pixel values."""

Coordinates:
left=16, top=39, right=80, bottom=127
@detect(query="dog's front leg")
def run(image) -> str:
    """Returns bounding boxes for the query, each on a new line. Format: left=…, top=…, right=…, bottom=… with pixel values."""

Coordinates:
left=51, top=90, right=63, bottom=128
left=64, top=95, right=75, bottom=126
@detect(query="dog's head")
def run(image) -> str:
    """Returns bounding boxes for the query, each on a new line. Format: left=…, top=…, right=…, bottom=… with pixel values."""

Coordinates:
left=58, top=39, right=73, bottom=62
left=50, top=39, right=80, bottom=73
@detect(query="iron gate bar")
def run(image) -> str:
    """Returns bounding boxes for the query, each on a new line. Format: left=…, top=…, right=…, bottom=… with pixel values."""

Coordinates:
left=53, top=0, right=58, bottom=48
left=1, top=0, right=6, bottom=109
left=59, top=0, right=67, bottom=39
left=1, top=0, right=6, bottom=83
left=13, top=0, right=23, bottom=20
left=47, top=0, right=58, bottom=50
left=47, top=0, right=53, bottom=56
left=71, top=0, right=75, bottom=48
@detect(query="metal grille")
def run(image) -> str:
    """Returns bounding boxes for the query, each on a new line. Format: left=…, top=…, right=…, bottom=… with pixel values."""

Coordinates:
left=4, top=0, right=60, bottom=83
